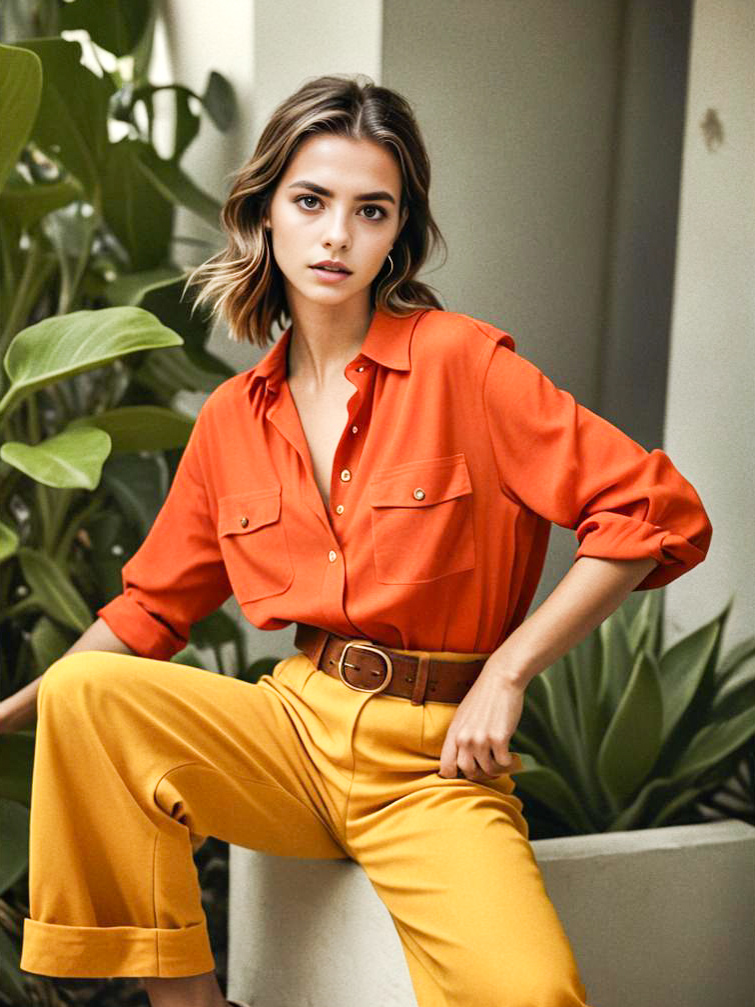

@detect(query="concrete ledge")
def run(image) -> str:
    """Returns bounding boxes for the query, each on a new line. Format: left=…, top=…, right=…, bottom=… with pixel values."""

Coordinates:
left=228, top=819, right=755, bottom=1007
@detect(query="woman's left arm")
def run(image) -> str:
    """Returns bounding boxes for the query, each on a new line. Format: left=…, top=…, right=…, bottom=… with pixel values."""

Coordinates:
left=438, top=555, right=658, bottom=781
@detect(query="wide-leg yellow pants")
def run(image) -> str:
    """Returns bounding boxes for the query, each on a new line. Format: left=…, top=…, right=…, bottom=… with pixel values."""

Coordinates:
left=20, top=646, right=592, bottom=1006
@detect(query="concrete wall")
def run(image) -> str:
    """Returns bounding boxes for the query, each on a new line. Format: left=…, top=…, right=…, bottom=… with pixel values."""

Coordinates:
left=662, top=0, right=754, bottom=651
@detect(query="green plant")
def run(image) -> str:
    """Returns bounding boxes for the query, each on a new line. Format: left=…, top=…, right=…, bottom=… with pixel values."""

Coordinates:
left=0, top=3, right=254, bottom=1001
left=512, top=590, right=755, bottom=838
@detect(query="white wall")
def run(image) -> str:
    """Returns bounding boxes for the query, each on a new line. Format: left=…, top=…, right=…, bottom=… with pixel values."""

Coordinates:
left=663, top=0, right=754, bottom=649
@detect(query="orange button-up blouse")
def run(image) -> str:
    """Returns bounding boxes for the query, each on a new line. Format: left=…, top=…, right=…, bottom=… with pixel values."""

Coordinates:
left=97, top=307, right=713, bottom=661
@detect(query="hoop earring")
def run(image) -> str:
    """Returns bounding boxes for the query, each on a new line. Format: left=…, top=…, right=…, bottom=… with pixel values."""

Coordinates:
left=384, top=253, right=394, bottom=278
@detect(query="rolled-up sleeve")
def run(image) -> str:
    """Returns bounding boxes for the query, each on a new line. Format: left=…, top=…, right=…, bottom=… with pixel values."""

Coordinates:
left=96, top=404, right=232, bottom=659
left=482, top=342, right=713, bottom=591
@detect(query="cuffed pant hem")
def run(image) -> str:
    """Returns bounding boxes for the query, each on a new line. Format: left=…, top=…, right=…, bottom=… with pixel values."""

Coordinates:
left=20, top=917, right=215, bottom=978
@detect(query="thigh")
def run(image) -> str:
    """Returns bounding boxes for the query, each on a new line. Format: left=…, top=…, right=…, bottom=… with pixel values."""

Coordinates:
left=349, top=780, right=590, bottom=1007
left=37, top=649, right=348, bottom=861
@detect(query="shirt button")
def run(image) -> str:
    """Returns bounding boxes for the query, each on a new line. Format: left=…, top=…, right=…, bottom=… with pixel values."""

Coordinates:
left=340, top=469, right=351, bottom=482
left=413, top=488, right=425, bottom=500
left=240, top=515, right=249, bottom=527
left=357, top=365, right=365, bottom=372
left=328, top=550, right=338, bottom=562
left=351, top=425, right=358, bottom=434
left=335, top=504, right=344, bottom=514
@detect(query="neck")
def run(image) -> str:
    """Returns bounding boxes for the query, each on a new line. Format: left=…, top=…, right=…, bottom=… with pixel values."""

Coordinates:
left=286, top=300, right=375, bottom=390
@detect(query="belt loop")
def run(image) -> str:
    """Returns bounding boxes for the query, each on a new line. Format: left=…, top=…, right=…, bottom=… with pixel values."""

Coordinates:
left=410, top=653, right=431, bottom=705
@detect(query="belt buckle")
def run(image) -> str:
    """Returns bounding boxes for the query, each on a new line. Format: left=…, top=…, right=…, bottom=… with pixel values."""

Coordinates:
left=337, top=641, right=394, bottom=693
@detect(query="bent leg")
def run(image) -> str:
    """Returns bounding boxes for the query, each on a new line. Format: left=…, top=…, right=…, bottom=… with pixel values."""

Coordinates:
left=21, top=650, right=347, bottom=979
left=349, top=778, right=592, bottom=1007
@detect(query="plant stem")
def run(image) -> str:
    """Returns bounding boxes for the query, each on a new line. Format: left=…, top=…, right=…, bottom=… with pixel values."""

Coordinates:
left=0, top=236, right=44, bottom=359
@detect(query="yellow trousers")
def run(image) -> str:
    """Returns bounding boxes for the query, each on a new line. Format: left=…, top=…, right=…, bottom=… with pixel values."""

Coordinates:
left=20, top=647, right=591, bottom=1006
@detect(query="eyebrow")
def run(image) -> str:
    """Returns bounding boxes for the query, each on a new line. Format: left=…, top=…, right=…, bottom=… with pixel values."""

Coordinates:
left=287, top=180, right=396, bottom=205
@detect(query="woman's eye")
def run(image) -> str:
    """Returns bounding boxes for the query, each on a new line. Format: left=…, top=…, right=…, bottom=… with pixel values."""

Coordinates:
left=294, top=195, right=386, bottom=220
left=361, top=204, right=386, bottom=220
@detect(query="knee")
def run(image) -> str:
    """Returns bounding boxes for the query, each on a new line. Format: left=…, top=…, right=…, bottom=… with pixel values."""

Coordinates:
left=461, top=964, right=587, bottom=1007
left=39, top=651, right=111, bottom=708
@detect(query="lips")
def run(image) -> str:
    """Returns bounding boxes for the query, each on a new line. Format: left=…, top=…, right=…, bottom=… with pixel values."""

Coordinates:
left=311, top=262, right=352, bottom=274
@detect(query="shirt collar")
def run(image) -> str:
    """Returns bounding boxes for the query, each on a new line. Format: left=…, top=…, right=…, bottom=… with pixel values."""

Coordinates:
left=249, top=305, right=428, bottom=395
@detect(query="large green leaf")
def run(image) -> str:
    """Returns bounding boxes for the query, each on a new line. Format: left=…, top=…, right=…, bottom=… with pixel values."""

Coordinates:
left=1, top=425, right=111, bottom=489
left=17, top=547, right=92, bottom=632
left=0, top=165, right=84, bottom=231
left=511, top=757, right=595, bottom=833
left=0, top=798, right=29, bottom=894
left=711, top=652, right=755, bottom=719
left=538, top=660, right=589, bottom=788
left=102, top=264, right=187, bottom=306
left=0, top=733, right=35, bottom=806
left=59, top=0, right=151, bottom=58
left=135, top=144, right=222, bottom=230
left=101, top=452, right=168, bottom=537
left=130, top=83, right=200, bottom=163
left=0, top=520, right=19, bottom=563
left=598, top=615, right=634, bottom=712
left=597, top=650, right=664, bottom=806
left=104, top=269, right=235, bottom=379
left=133, top=343, right=228, bottom=397
left=101, top=137, right=173, bottom=270
left=672, top=707, right=755, bottom=783
left=657, top=617, right=720, bottom=738
left=30, top=615, right=74, bottom=674
left=0, top=43, right=42, bottom=193
left=0, top=305, right=183, bottom=417
left=70, top=404, right=194, bottom=452
left=202, top=70, right=237, bottom=132
left=14, top=37, right=114, bottom=200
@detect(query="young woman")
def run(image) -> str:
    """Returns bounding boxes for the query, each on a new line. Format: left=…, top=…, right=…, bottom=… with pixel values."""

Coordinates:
left=7, top=74, right=712, bottom=1007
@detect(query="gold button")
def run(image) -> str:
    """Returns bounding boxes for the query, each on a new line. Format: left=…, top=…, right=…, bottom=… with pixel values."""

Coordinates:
left=413, top=488, right=425, bottom=500
left=240, top=515, right=249, bottom=527
left=351, top=425, right=358, bottom=434
left=336, top=504, right=344, bottom=514
left=328, top=550, right=337, bottom=562
left=340, top=469, right=351, bottom=482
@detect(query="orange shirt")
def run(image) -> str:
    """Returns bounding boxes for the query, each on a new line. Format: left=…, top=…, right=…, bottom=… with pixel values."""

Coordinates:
left=97, top=307, right=713, bottom=661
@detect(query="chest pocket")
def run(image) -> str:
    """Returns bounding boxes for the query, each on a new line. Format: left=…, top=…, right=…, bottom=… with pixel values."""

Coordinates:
left=217, top=486, right=294, bottom=603
left=368, top=453, right=476, bottom=585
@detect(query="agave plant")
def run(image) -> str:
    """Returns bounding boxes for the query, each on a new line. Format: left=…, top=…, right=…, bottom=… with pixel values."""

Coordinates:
left=512, top=590, right=755, bottom=837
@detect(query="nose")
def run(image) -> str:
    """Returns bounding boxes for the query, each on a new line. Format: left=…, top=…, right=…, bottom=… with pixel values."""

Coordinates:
left=321, top=207, right=351, bottom=250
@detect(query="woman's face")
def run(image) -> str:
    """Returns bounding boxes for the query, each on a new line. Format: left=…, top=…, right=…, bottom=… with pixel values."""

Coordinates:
left=264, top=133, right=408, bottom=311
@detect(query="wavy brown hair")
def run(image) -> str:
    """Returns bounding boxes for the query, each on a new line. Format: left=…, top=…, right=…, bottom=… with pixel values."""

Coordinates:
left=182, top=73, right=447, bottom=348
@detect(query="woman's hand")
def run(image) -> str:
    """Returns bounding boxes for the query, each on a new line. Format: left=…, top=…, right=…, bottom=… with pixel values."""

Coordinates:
left=438, top=662, right=526, bottom=781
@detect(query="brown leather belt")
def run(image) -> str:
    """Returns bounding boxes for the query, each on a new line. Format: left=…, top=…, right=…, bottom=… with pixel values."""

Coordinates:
left=294, top=623, right=489, bottom=705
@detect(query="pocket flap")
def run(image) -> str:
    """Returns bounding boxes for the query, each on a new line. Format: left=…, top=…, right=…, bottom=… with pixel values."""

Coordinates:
left=218, top=486, right=281, bottom=536
left=368, top=454, right=472, bottom=508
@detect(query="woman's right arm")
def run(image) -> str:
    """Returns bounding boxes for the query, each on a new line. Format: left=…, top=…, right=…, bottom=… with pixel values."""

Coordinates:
left=0, top=617, right=135, bottom=734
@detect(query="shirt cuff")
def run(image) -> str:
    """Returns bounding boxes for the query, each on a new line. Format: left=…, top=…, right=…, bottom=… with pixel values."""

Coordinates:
left=573, top=512, right=709, bottom=590
left=96, top=593, right=187, bottom=661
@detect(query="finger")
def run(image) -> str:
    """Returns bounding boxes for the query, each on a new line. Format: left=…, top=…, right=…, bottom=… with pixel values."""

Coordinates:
left=456, top=751, right=479, bottom=780
left=491, top=744, right=518, bottom=773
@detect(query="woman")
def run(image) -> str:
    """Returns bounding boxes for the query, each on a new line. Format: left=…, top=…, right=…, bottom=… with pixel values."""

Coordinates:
left=7, top=74, right=712, bottom=1006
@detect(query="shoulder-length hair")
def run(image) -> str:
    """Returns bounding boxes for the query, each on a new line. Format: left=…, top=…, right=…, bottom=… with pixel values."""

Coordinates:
left=183, top=73, right=447, bottom=349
